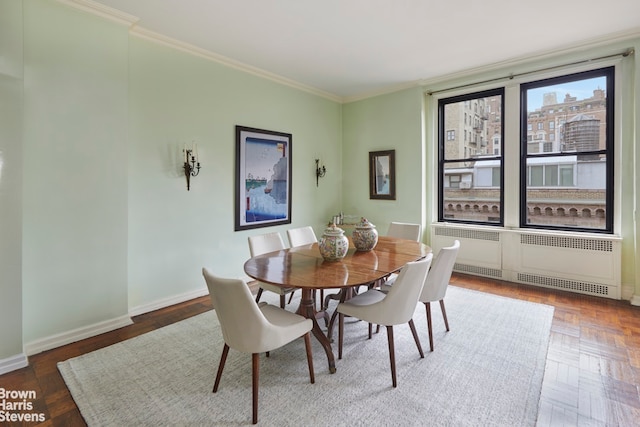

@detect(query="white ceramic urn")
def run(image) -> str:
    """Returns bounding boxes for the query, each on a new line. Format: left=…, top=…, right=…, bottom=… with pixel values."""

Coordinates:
left=319, top=223, right=349, bottom=261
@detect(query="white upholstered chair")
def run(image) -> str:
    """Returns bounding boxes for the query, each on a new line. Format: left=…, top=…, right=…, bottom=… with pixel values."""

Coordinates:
left=286, top=226, right=317, bottom=247
left=381, top=240, right=460, bottom=351
left=418, top=240, right=460, bottom=351
left=249, top=232, right=297, bottom=308
left=383, top=221, right=422, bottom=286
left=387, top=221, right=422, bottom=241
left=202, top=268, right=314, bottom=425
left=336, top=254, right=433, bottom=387
left=287, top=226, right=325, bottom=309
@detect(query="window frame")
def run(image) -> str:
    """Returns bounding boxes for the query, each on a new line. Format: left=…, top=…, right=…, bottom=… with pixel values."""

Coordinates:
left=519, top=66, right=614, bottom=234
left=437, top=87, right=505, bottom=226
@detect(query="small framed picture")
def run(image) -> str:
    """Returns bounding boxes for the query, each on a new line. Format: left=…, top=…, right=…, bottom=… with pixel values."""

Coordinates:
left=369, top=150, right=396, bottom=200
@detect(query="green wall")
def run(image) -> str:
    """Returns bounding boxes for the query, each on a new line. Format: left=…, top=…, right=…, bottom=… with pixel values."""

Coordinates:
left=342, top=87, right=426, bottom=237
left=0, top=0, right=24, bottom=363
left=0, top=0, right=342, bottom=363
left=126, top=37, right=342, bottom=308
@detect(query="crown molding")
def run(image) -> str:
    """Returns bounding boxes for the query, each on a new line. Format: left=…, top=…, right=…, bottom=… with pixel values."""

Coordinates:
left=129, top=26, right=343, bottom=103
left=56, top=0, right=139, bottom=26
left=56, top=0, right=342, bottom=103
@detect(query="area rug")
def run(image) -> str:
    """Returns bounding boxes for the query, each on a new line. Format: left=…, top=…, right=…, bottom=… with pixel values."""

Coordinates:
left=58, top=286, right=554, bottom=426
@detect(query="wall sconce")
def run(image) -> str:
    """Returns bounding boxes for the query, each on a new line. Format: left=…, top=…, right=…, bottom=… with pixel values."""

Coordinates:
left=315, top=159, right=326, bottom=187
left=183, top=142, right=201, bottom=191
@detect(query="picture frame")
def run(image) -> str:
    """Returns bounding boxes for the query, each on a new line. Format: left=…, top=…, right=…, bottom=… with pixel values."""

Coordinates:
left=369, top=150, right=396, bottom=200
left=235, top=126, right=292, bottom=231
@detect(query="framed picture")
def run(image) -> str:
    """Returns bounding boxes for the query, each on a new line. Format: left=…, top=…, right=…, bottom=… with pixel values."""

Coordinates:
left=235, top=126, right=292, bottom=231
left=369, top=150, right=396, bottom=200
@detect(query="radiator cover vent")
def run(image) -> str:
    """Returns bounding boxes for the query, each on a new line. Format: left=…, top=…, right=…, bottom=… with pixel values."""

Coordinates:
left=455, top=263, right=503, bottom=278
left=517, top=273, right=610, bottom=296
left=434, top=227, right=500, bottom=242
left=520, top=234, right=612, bottom=252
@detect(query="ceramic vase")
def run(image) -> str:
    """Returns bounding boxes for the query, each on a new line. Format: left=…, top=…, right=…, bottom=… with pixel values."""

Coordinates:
left=352, top=217, right=378, bottom=251
left=319, top=223, right=349, bottom=261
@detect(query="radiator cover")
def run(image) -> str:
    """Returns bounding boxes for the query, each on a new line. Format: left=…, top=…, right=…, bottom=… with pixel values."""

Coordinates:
left=431, top=224, right=621, bottom=299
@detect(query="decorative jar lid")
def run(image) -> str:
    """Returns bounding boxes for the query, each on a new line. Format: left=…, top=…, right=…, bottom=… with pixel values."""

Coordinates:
left=323, top=222, right=346, bottom=236
left=355, top=217, right=376, bottom=229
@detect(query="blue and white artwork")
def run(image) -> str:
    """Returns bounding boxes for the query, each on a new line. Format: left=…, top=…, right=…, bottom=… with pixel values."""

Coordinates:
left=236, top=126, right=291, bottom=230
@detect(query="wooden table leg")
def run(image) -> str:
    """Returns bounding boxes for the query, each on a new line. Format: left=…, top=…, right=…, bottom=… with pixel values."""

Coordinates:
left=297, top=288, right=336, bottom=374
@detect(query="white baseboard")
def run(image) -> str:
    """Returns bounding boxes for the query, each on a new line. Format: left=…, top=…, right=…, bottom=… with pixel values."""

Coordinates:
left=19, top=287, right=211, bottom=360
left=0, top=353, right=29, bottom=375
left=128, top=287, right=209, bottom=317
left=24, top=315, right=133, bottom=356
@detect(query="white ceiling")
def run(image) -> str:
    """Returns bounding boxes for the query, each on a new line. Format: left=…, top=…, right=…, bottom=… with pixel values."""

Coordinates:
left=89, top=0, right=640, bottom=101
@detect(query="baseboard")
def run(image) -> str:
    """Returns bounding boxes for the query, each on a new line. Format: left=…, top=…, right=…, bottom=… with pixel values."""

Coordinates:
left=0, top=353, right=29, bottom=375
left=24, top=315, right=133, bottom=356
left=128, top=287, right=209, bottom=317
left=621, top=282, right=635, bottom=302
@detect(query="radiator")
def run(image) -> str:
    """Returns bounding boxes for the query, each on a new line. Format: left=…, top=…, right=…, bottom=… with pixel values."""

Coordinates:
left=430, top=224, right=621, bottom=299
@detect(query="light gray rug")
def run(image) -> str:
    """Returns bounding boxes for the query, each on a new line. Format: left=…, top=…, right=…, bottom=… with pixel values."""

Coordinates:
left=58, top=286, right=554, bottom=426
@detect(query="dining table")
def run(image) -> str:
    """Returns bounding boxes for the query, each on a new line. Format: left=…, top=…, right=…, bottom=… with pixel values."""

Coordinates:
left=243, top=235, right=431, bottom=373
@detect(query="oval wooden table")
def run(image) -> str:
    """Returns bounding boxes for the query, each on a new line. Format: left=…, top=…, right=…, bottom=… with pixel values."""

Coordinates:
left=243, top=235, right=431, bottom=373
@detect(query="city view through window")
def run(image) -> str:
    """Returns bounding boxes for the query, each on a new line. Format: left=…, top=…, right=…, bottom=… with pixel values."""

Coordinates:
left=439, top=67, right=613, bottom=232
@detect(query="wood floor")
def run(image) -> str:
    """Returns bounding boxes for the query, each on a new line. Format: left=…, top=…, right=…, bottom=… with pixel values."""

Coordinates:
left=1, top=273, right=639, bottom=426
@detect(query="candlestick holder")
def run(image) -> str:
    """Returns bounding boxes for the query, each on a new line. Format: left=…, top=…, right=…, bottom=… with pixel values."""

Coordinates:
left=183, top=148, right=201, bottom=191
left=315, top=159, right=326, bottom=187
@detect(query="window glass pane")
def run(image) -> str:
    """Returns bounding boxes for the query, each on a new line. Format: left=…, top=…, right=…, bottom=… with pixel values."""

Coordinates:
left=560, top=165, right=574, bottom=186
left=525, top=75, right=607, bottom=155
left=522, top=67, right=612, bottom=232
left=524, top=155, right=607, bottom=230
left=492, top=167, right=500, bottom=187
left=443, top=94, right=500, bottom=161
left=530, top=165, right=543, bottom=186
left=442, top=160, right=501, bottom=223
left=545, top=165, right=558, bottom=186
left=440, top=89, right=503, bottom=225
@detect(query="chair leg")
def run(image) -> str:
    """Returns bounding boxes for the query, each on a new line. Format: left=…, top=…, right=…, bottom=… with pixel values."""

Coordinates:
left=440, top=299, right=450, bottom=331
left=386, top=326, right=397, bottom=388
left=408, top=319, right=424, bottom=358
left=279, top=294, right=286, bottom=309
left=368, top=323, right=373, bottom=339
left=288, top=291, right=295, bottom=304
left=255, top=288, right=263, bottom=304
left=425, top=302, right=434, bottom=352
left=252, top=353, right=259, bottom=424
left=338, top=313, right=345, bottom=359
left=213, top=344, right=229, bottom=393
left=303, top=332, right=315, bottom=384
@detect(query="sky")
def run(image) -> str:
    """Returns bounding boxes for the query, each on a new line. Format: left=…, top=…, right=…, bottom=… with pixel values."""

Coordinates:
left=526, top=76, right=607, bottom=111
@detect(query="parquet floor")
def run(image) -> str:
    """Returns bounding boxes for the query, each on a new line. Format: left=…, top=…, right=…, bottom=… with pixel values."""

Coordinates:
left=1, top=273, right=639, bottom=426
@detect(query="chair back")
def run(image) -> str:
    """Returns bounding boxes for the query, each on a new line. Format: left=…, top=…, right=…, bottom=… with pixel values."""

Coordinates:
left=387, top=222, right=422, bottom=241
left=420, top=240, right=460, bottom=303
left=202, top=268, right=270, bottom=353
left=287, top=226, right=317, bottom=247
left=248, top=232, right=286, bottom=257
left=379, top=254, right=432, bottom=325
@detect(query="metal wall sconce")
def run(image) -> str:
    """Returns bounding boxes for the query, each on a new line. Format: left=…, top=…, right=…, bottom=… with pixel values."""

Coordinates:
left=183, top=142, right=201, bottom=191
left=315, top=159, right=326, bottom=187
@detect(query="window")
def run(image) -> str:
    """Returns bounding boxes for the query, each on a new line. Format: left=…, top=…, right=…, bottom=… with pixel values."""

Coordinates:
left=436, top=65, right=615, bottom=234
left=446, top=130, right=455, bottom=141
left=438, top=88, right=504, bottom=225
left=520, top=67, right=613, bottom=232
